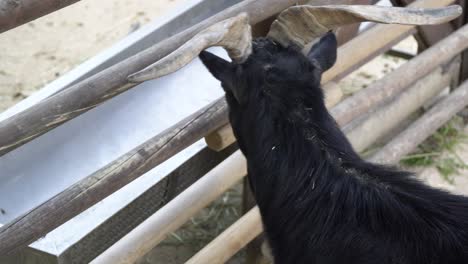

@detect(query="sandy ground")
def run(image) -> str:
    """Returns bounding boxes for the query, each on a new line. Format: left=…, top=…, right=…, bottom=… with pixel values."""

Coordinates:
left=0, top=1, right=467, bottom=263
left=0, top=0, right=183, bottom=112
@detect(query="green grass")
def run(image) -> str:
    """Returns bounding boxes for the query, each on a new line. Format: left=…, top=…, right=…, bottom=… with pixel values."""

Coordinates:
left=400, top=116, right=468, bottom=184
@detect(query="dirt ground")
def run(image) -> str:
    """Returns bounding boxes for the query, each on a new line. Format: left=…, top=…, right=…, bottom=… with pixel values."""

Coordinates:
left=0, top=1, right=467, bottom=263
left=0, top=0, right=182, bottom=112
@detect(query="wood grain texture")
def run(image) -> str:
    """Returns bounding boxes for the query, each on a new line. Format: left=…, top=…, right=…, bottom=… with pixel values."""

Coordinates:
left=331, top=23, right=468, bottom=127
left=0, top=98, right=228, bottom=255
left=203, top=0, right=457, bottom=153
left=185, top=81, right=468, bottom=264
left=371, top=80, right=468, bottom=164
left=0, top=0, right=360, bottom=254
left=345, top=59, right=459, bottom=152
left=58, top=145, right=237, bottom=263
left=0, top=0, right=80, bottom=33
left=91, top=150, right=247, bottom=264
left=0, top=0, right=310, bottom=157
left=323, top=0, right=457, bottom=83
left=205, top=124, right=235, bottom=152
left=185, top=207, right=263, bottom=264
left=391, top=0, right=456, bottom=50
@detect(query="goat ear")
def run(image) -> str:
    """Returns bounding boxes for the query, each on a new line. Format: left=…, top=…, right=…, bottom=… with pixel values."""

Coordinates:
left=200, top=50, right=248, bottom=104
left=307, top=32, right=337, bottom=72
left=199, top=50, right=235, bottom=83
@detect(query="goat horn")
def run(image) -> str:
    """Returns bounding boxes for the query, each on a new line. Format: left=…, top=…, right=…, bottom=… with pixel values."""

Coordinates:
left=128, top=13, right=252, bottom=83
left=267, top=5, right=462, bottom=48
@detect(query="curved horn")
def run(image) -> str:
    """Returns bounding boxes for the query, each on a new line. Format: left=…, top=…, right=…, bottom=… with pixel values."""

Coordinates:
left=267, top=5, right=462, bottom=48
left=128, top=13, right=252, bottom=83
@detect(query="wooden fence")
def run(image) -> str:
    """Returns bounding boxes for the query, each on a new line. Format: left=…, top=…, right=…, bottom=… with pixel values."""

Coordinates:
left=0, top=0, right=467, bottom=263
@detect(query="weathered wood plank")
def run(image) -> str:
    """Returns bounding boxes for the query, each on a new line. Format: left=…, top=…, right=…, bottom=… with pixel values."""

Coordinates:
left=185, top=81, right=468, bottom=264
left=0, top=0, right=81, bottom=33
left=58, top=145, right=237, bottom=263
left=0, top=98, right=228, bottom=255
left=0, top=0, right=463, bottom=256
left=205, top=124, right=235, bottom=152
left=90, top=150, right=248, bottom=264
left=0, top=1, right=365, bottom=254
left=391, top=0, right=456, bottom=50
left=0, top=0, right=453, bottom=157
left=323, top=0, right=457, bottom=83
left=204, top=0, right=459, bottom=152
left=331, top=23, right=468, bottom=127
left=371, top=80, right=468, bottom=164
left=186, top=207, right=263, bottom=264
left=0, top=0, right=312, bottom=157
left=344, top=58, right=459, bottom=152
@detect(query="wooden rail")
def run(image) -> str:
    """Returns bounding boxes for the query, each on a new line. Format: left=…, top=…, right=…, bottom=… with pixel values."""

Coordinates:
left=0, top=0, right=316, bottom=157
left=185, top=81, right=468, bottom=264
left=204, top=0, right=458, bottom=152
left=331, top=23, right=468, bottom=127
left=0, top=0, right=455, bottom=158
left=0, top=99, right=229, bottom=255
left=345, top=59, right=460, bottom=152
left=205, top=21, right=468, bottom=152
left=371, top=80, right=468, bottom=163
left=0, top=0, right=81, bottom=33
left=91, top=55, right=465, bottom=263
left=90, top=151, right=247, bottom=264
left=0, top=0, right=465, bottom=258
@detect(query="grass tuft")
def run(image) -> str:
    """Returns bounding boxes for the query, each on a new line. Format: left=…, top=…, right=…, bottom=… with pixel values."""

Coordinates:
left=400, top=116, right=468, bottom=183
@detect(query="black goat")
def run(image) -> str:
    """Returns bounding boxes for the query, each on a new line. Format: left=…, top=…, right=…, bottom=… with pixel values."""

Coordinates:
left=199, top=32, right=468, bottom=264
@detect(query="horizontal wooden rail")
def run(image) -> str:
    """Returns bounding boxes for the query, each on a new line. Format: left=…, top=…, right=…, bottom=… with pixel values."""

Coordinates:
left=371, top=79, right=468, bottom=164
left=58, top=145, right=238, bottom=263
left=322, top=0, right=456, bottom=83
left=0, top=0, right=455, bottom=158
left=0, top=0, right=381, bottom=255
left=331, top=23, right=468, bottom=127
left=0, top=0, right=461, bottom=255
left=203, top=0, right=456, bottom=152
left=90, top=150, right=247, bottom=264
left=186, top=207, right=263, bottom=264
left=187, top=81, right=468, bottom=264
left=345, top=58, right=459, bottom=152
left=0, top=0, right=315, bottom=157
left=92, top=58, right=464, bottom=263
left=0, top=1, right=362, bottom=254
left=0, top=0, right=81, bottom=34
left=0, top=99, right=228, bottom=255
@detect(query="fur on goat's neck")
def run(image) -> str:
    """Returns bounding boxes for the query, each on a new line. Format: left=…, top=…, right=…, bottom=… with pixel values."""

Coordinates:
left=200, top=35, right=468, bottom=264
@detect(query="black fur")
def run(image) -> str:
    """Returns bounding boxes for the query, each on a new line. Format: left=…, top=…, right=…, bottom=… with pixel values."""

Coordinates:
left=199, top=33, right=468, bottom=264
